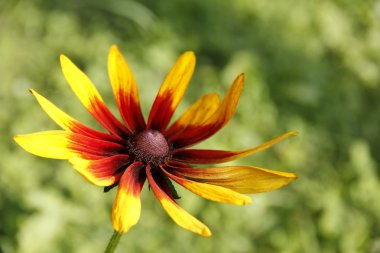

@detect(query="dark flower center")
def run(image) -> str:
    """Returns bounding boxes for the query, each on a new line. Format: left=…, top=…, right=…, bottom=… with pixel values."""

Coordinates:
left=130, top=130, right=170, bottom=165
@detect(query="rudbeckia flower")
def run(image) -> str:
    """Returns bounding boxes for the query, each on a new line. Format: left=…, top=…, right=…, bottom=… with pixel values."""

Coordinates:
left=14, top=46, right=297, bottom=237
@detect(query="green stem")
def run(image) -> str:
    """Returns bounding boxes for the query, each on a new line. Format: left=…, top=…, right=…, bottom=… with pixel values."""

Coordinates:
left=104, top=230, right=122, bottom=253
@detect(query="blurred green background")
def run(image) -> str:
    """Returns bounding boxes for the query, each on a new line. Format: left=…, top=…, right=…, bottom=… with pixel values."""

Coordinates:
left=1, top=0, right=380, bottom=252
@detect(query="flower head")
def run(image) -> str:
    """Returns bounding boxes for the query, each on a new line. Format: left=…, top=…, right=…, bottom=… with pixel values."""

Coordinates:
left=14, top=46, right=297, bottom=237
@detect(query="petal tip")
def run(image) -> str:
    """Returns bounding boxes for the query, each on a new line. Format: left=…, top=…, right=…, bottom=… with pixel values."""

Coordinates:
left=182, top=51, right=196, bottom=62
left=232, top=73, right=245, bottom=89
left=59, top=54, right=72, bottom=68
left=244, top=196, right=253, bottom=205
left=13, top=135, right=29, bottom=151
left=184, top=50, right=195, bottom=56
left=110, top=44, right=119, bottom=50
left=201, top=227, right=212, bottom=237
left=59, top=54, right=67, bottom=62
left=290, top=172, right=299, bottom=180
left=236, top=73, right=245, bottom=82
left=290, top=130, right=299, bottom=136
left=110, top=45, right=122, bottom=56
left=13, top=135, right=20, bottom=142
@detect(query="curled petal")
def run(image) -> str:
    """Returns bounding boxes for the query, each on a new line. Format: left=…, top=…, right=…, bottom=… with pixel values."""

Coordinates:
left=148, top=52, right=196, bottom=131
left=14, top=130, right=124, bottom=160
left=108, top=45, right=146, bottom=133
left=171, top=74, right=244, bottom=148
left=173, top=131, right=298, bottom=164
left=152, top=169, right=177, bottom=200
left=161, top=166, right=252, bottom=205
left=69, top=154, right=130, bottom=186
left=60, top=54, right=129, bottom=136
left=168, top=163, right=297, bottom=194
left=112, top=162, right=145, bottom=233
left=30, top=89, right=122, bottom=143
left=146, top=166, right=211, bottom=237
left=166, top=93, right=221, bottom=140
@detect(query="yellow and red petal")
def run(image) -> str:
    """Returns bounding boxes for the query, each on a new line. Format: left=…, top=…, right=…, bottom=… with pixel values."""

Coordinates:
left=170, top=74, right=244, bottom=148
left=146, top=166, right=211, bottom=237
left=112, top=162, right=145, bottom=233
left=147, top=52, right=196, bottom=131
left=165, top=93, right=221, bottom=140
left=30, top=89, right=122, bottom=143
left=69, top=154, right=130, bottom=186
left=108, top=45, right=146, bottom=133
left=161, top=166, right=252, bottom=205
left=173, top=131, right=298, bottom=164
left=14, top=130, right=124, bottom=160
left=60, top=54, right=129, bottom=136
left=168, top=163, right=297, bottom=194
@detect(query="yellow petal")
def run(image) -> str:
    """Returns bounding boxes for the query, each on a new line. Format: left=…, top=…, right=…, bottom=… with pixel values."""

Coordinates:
left=60, top=54, right=104, bottom=110
left=60, top=54, right=128, bottom=136
left=162, top=167, right=252, bottom=205
left=30, top=89, right=77, bottom=131
left=147, top=51, right=196, bottom=131
left=216, top=73, right=245, bottom=122
left=146, top=166, right=211, bottom=237
left=171, top=73, right=245, bottom=148
left=159, top=198, right=212, bottom=236
left=171, top=165, right=298, bottom=194
left=30, top=89, right=123, bottom=142
left=14, top=130, right=75, bottom=159
left=108, top=45, right=145, bottom=132
left=112, top=163, right=145, bottom=233
left=14, top=130, right=124, bottom=160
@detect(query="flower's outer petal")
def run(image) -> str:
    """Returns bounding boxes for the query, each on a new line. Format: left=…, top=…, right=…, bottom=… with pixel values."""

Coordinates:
left=146, top=166, right=211, bottom=237
left=152, top=169, right=176, bottom=200
left=173, top=131, right=298, bottom=164
left=30, top=89, right=122, bottom=143
left=147, top=52, right=196, bottom=131
left=108, top=45, right=146, bottom=133
left=168, top=163, right=297, bottom=194
left=165, top=93, right=221, bottom=140
left=14, top=130, right=124, bottom=160
left=171, top=74, right=244, bottom=148
left=69, top=154, right=130, bottom=186
left=161, top=166, right=252, bottom=205
left=60, top=55, right=129, bottom=136
left=112, top=162, right=145, bottom=233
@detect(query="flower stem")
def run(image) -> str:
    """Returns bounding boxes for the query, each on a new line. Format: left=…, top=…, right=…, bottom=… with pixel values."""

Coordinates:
left=105, top=230, right=122, bottom=253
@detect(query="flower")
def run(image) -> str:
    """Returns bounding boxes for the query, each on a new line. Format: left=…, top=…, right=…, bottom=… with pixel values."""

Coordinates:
left=14, top=45, right=297, bottom=237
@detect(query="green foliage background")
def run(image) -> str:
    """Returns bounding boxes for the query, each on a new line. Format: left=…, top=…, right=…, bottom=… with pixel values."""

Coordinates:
left=1, top=0, right=380, bottom=252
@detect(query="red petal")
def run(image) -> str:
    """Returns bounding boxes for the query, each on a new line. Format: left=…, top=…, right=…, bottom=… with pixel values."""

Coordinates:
left=165, top=93, right=220, bottom=140
left=60, top=55, right=130, bottom=137
left=69, top=154, right=130, bottom=186
left=14, top=130, right=124, bottom=160
left=108, top=45, right=146, bottom=133
left=68, top=132, right=125, bottom=159
left=30, top=89, right=123, bottom=143
left=173, top=131, right=298, bottom=164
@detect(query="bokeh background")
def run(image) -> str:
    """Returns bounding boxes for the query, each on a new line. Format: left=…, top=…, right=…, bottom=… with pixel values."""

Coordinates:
left=1, top=0, right=380, bottom=252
